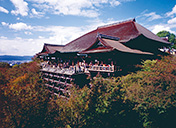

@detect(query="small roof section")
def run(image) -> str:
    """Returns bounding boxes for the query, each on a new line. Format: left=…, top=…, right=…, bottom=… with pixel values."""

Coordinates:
left=41, top=43, right=65, bottom=54
left=80, top=47, right=113, bottom=54
left=102, top=38, right=153, bottom=55
left=37, top=43, right=65, bottom=56
left=134, top=22, right=169, bottom=44
left=80, top=37, right=153, bottom=55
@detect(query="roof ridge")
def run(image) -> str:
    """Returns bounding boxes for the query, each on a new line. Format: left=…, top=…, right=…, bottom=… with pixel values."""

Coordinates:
left=97, top=18, right=135, bottom=29
left=44, top=43, right=65, bottom=47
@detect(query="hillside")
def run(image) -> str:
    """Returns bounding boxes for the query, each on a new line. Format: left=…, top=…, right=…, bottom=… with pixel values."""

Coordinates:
left=0, top=56, right=176, bottom=128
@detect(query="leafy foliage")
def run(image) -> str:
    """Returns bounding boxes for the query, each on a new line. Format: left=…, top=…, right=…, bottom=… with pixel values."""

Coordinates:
left=140, top=59, right=157, bottom=71
left=84, top=77, right=141, bottom=128
left=50, top=77, right=141, bottom=128
left=171, top=44, right=176, bottom=49
left=0, top=62, right=10, bottom=68
left=50, top=86, right=91, bottom=127
left=122, top=55, right=176, bottom=127
left=157, top=30, right=176, bottom=43
left=0, top=61, right=53, bottom=128
left=0, top=55, right=175, bottom=128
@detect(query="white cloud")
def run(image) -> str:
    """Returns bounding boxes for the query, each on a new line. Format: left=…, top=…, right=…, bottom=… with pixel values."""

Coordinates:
left=166, top=5, right=176, bottom=17
left=0, top=24, right=90, bottom=55
left=0, top=36, right=7, bottom=39
left=52, top=0, right=99, bottom=17
left=0, top=6, right=9, bottom=14
left=24, top=31, right=32, bottom=35
left=31, top=8, right=38, bottom=15
left=144, top=12, right=162, bottom=21
left=30, top=8, right=44, bottom=18
left=1, top=22, right=9, bottom=26
left=35, top=25, right=89, bottom=44
left=9, top=22, right=32, bottom=30
left=0, top=37, right=43, bottom=55
left=10, top=0, right=29, bottom=16
left=28, top=0, right=124, bottom=17
left=0, top=20, right=99, bottom=55
left=110, top=0, right=121, bottom=7
left=38, top=36, right=44, bottom=39
left=15, top=37, right=22, bottom=40
left=168, top=17, right=176, bottom=24
left=31, top=8, right=44, bottom=17
left=0, top=23, right=86, bottom=55
left=33, top=18, right=119, bottom=45
left=78, top=10, right=99, bottom=18
left=151, top=24, right=176, bottom=35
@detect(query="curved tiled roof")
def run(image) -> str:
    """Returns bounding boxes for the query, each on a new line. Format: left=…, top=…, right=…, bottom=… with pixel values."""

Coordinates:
left=60, top=19, right=169, bottom=53
left=37, top=43, right=65, bottom=56
left=61, top=30, right=97, bottom=53
left=41, top=43, right=65, bottom=54
left=80, top=37, right=153, bottom=55
left=101, top=38, right=153, bottom=55
left=134, top=22, right=169, bottom=44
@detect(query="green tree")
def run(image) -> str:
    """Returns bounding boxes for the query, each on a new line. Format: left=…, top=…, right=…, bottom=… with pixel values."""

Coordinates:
left=84, top=77, right=141, bottom=128
left=157, top=30, right=176, bottom=44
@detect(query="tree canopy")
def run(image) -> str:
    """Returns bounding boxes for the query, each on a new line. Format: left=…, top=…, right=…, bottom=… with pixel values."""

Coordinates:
left=0, top=56, right=176, bottom=127
left=157, top=30, right=176, bottom=44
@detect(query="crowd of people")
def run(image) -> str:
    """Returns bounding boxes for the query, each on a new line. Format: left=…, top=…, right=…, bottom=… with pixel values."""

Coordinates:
left=41, top=59, right=115, bottom=74
left=159, top=47, right=176, bottom=55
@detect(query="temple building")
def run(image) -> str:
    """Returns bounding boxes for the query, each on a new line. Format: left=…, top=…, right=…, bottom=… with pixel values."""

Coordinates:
left=37, top=19, right=170, bottom=97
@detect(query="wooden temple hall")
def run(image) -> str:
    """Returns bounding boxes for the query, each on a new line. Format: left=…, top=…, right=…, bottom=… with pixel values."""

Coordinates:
left=37, top=19, right=170, bottom=97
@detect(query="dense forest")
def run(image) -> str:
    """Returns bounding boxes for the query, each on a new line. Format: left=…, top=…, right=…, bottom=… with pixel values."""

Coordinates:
left=0, top=55, right=176, bottom=128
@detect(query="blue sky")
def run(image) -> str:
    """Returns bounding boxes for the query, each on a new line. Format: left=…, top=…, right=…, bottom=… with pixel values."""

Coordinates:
left=0, top=0, right=176, bottom=56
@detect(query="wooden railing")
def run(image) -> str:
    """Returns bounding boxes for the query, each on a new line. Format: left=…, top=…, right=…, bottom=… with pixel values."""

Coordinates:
left=41, top=62, right=117, bottom=74
left=88, top=65, right=114, bottom=72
